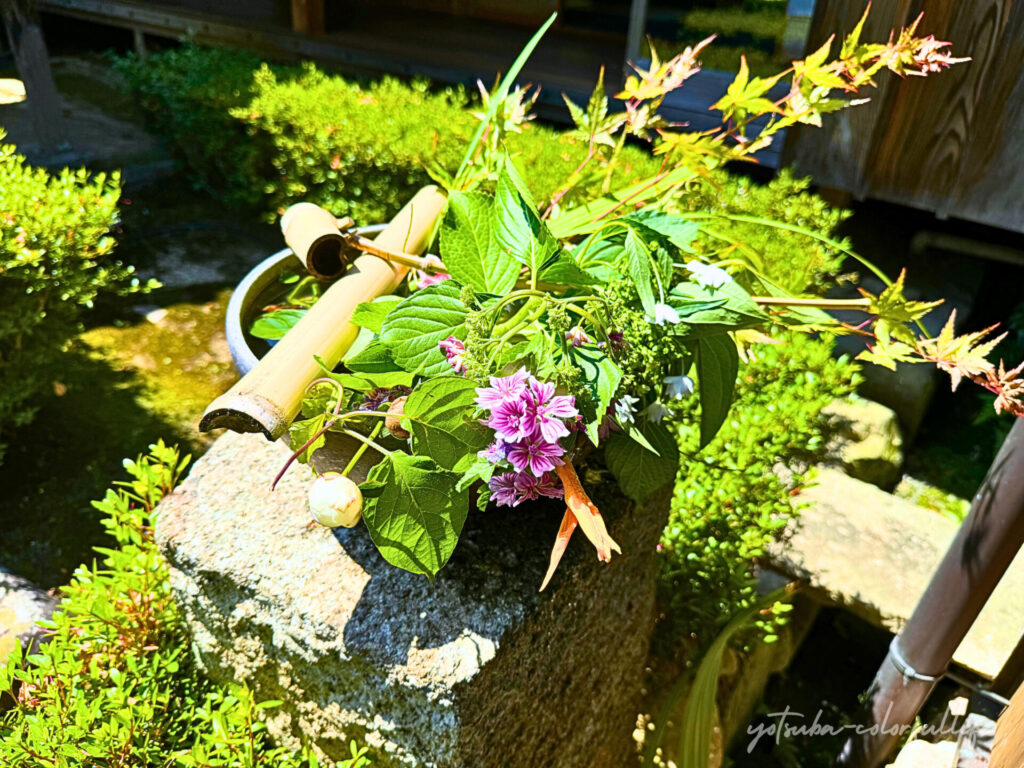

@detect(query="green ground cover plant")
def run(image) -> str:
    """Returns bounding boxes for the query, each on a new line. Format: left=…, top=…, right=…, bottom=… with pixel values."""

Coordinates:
left=0, top=441, right=369, bottom=768
left=0, top=133, right=152, bottom=463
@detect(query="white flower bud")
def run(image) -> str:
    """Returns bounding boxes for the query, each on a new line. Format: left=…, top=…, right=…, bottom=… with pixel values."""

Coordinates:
left=308, top=472, right=363, bottom=528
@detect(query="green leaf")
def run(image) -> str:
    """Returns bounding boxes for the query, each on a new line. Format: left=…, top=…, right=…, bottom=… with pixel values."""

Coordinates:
left=250, top=308, right=306, bottom=340
left=568, top=345, right=623, bottom=444
left=668, top=281, right=768, bottom=336
left=605, top=421, right=679, bottom=503
left=351, top=296, right=403, bottom=334
left=624, top=227, right=656, bottom=316
left=360, top=453, right=469, bottom=579
left=404, top=376, right=490, bottom=470
left=623, top=210, right=699, bottom=252
left=288, top=414, right=327, bottom=464
left=454, top=12, right=557, bottom=184
left=441, top=191, right=520, bottom=293
left=696, top=334, right=739, bottom=448
left=379, top=282, right=469, bottom=376
left=344, top=340, right=406, bottom=374
left=539, top=250, right=599, bottom=286
left=493, top=161, right=557, bottom=278
left=456, top=455, right=496, bottom=492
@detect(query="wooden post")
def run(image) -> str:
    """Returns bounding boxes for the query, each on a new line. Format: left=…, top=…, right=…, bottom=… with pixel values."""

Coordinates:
left=290, top=0, right=324, bottom=37
left=992, top=682, right=1024, bottom=768
left=624, top=0, right=649, bottom=67
left=0, top=0, right=67, bottom=151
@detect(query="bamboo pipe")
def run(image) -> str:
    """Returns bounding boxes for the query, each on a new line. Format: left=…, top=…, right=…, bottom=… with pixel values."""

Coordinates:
left=200, top=186, right=447, bottom=440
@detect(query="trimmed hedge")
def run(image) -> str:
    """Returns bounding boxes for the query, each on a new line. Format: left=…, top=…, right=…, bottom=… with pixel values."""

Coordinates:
left=0, top=135, right=146, bottom=462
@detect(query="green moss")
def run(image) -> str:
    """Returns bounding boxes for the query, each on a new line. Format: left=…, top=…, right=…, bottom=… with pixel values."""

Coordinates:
left=81, top=291, right=237, bottom=436
left=0, top=292, right=235, bottom=586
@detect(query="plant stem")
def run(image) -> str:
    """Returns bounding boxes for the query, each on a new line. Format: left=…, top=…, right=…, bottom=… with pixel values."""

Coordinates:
left=751, top=296, right=873, bottom=311
left=340, top=428, right=392, bottom=457
left=342, top=421, right=384, bottom=477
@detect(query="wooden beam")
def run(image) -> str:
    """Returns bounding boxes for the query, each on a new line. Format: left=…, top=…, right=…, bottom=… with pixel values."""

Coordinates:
left=992, top=681, right=1024, bottom=768
left=290, top=0, right=323, bottom=36
left=624, top=0, right=648, bottom=67
left=0, top=0, right=67, bottom=151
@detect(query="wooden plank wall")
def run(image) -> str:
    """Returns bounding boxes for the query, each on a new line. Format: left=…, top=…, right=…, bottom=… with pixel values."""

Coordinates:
left=784, top=0, right=1024, bottom=234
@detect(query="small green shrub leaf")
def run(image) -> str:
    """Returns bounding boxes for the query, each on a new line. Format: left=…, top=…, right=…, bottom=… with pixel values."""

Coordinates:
left=404, top=376, right=490, bottom=470
left=441, top=191, right=519, bottom=293
left=605, top=421, right=679, bottom=503
left=379, top=282, right=468, bottom=376
left=360, top=453, right=469, bottom=579
left=567, top=345, right=623, bottom=444
left=696, top=333, right=739, bottom=448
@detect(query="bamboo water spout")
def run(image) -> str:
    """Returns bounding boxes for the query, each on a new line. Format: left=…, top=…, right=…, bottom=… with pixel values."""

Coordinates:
left=200, top=186, right=447, bottom=440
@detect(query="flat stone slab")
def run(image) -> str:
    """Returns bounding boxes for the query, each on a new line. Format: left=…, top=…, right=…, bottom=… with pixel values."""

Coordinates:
left=767, top=468, right=1024, bottom=679
left=155, top=431, right=671, bottom=767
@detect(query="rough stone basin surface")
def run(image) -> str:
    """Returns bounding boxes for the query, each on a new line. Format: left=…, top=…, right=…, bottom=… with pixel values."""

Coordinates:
left=154, top=431, right=671, bottom=767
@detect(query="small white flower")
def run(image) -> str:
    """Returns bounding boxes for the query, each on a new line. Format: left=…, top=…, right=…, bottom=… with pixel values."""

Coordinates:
left=615, top=394, right=640, bottom=425
left=644, top=401, right=671, bottom=423
left=664, top=375, right=694, bottom=400
left=651, top=302, right=681, bottom=325
left=685, top=261, right=733, bottom=290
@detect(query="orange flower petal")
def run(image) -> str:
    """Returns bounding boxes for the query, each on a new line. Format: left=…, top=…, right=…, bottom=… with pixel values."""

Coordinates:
left=554, top=463, right=621, bottom=562
left=540, top=507, right=577, bottom=592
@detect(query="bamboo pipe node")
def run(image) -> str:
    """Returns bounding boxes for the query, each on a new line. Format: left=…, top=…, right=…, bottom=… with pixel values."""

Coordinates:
left=201, top=186, right=448, bottom=439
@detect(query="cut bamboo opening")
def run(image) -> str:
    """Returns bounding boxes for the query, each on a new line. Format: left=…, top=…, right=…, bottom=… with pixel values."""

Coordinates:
left=201, top=185, right=447, bottom=440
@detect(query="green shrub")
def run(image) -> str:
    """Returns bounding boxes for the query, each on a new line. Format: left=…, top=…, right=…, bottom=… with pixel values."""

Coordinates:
left=0, top=134, right=147, bottom=462
left=657, top=333, right=859, bottom=654
left=114, top=46, right=662, bottom=222
left=112, top=45, right=273, bottom=205
left=672, top=168, right=852, bottom=294
left=0, top=441, right=370, bottom=768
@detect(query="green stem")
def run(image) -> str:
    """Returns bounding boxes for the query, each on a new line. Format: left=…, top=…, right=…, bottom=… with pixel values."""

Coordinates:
left=340, top=428, right=392, bottom=458
left=342, top=421, right=384, bottom=477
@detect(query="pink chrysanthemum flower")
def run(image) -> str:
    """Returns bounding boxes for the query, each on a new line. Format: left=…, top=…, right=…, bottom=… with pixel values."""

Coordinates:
left=438, top=335, right=466, bottom=373
left=508, top=437, right=565, bottom=476
left=475, top=367, right=530, bottom=410
left=489, top=472, right=520, bottom=507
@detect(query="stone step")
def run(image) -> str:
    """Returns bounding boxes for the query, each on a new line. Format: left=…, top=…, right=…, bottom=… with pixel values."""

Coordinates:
left=766, top=468, right=1024, bottom=680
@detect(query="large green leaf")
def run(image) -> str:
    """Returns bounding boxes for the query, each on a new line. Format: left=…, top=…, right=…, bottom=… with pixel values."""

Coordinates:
left=350, top=295, right=403, bottom=334
left=360, top=453, right=469, bottom=579
left=604, top=421, right=679, bottom=503
left=441, top=191, right=520, bottom=294
left=492, top=163, right=557, bottom=278
left=567, top=345, right=623, bottom=444
left=344, top=340, right=406, bottom=374
left=379, top=282, right=468, bottom=376
left=538, top=250, right=599, bottom=286
left=624, top=227, right=656, bottom=316
left=696, top=333, right=739, bottom=448
left=404, top=376, right=490, bottom=470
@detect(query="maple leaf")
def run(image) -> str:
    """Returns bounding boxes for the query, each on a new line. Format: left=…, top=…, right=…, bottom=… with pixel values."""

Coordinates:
left=861, top=269, right=943, bottom=345
left=856, top=337, right=920, bottom=371
left=712, top=57, right=786, bottom=128
left=916, top=310, right=1004, bottom=390
left=562, top=67, right=626, bottom=148
left=985, top=360, right=1024, bottom=417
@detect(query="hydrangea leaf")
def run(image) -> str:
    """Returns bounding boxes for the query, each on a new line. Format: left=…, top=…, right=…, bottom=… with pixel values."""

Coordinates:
left=379, top=282, right=468, bottom=376
left=493, top=161, right=557, bottom=277
left=360, top=453, right=469, bottom=579
left=250, top=308, right=306, bottom=340
left=441, top=191, right=520, bottom=294
left=350, top=295, right=403, bottom=334
left=696, top=333, right=739, bottom=448
left=404, top=376, right=490, bottom=470
left=605, top=421, right=679, bottom=503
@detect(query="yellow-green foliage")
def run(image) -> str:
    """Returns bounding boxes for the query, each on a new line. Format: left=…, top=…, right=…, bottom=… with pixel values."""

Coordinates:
left=0, top=134, right=146, bottom=460
left=0, top=441, right=370, bottom=768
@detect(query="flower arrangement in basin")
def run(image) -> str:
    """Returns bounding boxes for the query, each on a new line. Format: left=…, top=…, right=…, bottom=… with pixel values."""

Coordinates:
left=209, top=8, right=1022, bottom=590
